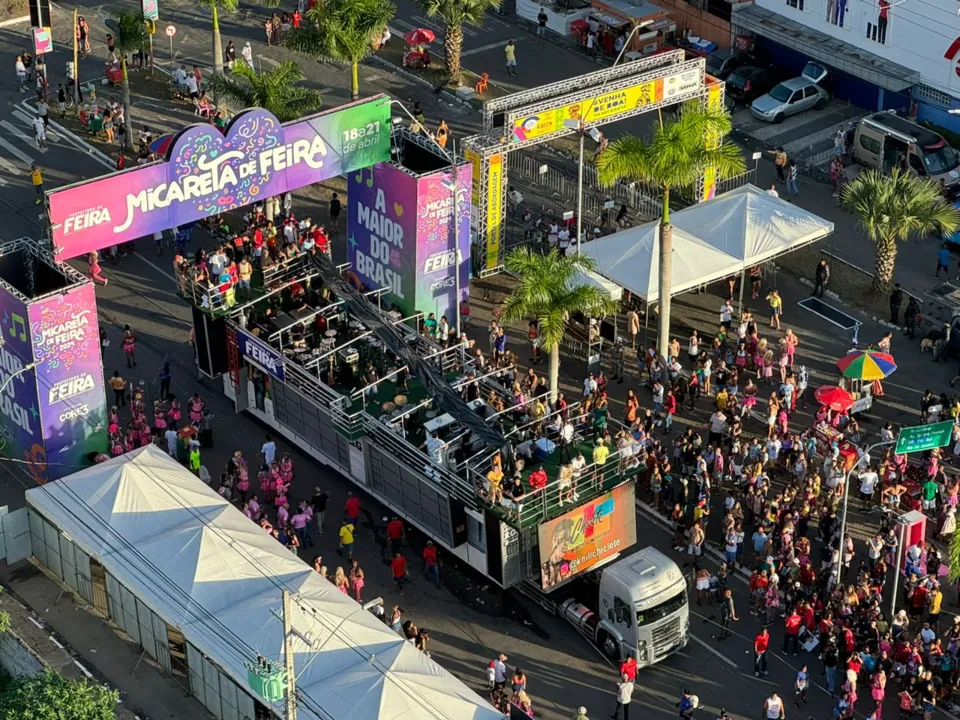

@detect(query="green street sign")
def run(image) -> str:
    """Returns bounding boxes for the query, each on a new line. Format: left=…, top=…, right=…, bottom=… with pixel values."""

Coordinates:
left=895, top=420, right=955, bottom=455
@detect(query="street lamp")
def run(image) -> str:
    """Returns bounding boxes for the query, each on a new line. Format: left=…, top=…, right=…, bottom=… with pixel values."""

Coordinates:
left=390, top=102, right=463, bottom=338
left=0, top=361, right=38, bottom=395
left=565, top=18, right=653, bottom=255
left=833, top=439, right=893, bottom=588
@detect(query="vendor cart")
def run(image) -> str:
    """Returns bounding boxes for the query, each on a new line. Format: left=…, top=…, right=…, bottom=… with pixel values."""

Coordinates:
left=838, top=376, right=873, bottom=414
left=104, top=61, right=122, bottom=86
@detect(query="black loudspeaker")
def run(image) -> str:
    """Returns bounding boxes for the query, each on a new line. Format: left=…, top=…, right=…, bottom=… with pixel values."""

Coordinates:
left=449, top=498, right=467, bottom=548
left=29, top=0, right=50, bottom=28
left=192, top=306, right=228, bottom=378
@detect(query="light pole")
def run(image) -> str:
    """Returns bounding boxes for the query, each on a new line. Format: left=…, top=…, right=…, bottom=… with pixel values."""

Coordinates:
left=833, top=439, right=893, bottom=588
left=390, top=103, right=463, bottom=338
left=567, top=19, right=653, bottom=255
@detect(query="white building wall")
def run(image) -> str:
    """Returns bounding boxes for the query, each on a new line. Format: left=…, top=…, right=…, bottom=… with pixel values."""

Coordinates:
left=753, top=0, right=960, bottom=98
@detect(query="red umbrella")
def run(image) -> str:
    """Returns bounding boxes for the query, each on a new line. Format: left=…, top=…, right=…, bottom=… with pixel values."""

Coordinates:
left=403, top=28, right=435, bottom=45
left=814, top=385, right=855, bottom=412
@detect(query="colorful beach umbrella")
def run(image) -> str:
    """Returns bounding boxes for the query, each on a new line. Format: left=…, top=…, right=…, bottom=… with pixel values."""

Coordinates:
left=835, top=350, right=897, bottom=381
left=814, top=385, right=855, bottom=412
left=149, top=134, right=174, bottom=156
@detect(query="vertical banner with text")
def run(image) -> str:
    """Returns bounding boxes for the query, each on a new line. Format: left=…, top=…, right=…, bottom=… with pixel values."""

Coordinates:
left=0, top=288, right=41, bottom=482
left=485, top=153, right=504, bottom=272
left=347, top=164, right=419, bottom=318
left=29, top=284, right=108, bottom=483
left=414, top=164, right=472, bottom=324
left=700, top=77, right=723, bottom=202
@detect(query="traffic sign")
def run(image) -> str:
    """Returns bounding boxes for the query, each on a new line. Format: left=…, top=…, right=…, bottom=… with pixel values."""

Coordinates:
left=165, top=23, right=176, bottom=37
left=895, top=420, right=955, bottom=455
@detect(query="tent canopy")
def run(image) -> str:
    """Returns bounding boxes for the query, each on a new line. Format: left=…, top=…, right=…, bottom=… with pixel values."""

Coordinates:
left=25, top=446, right=502, bottom=720
left=586, top=184, right=834, bottom=302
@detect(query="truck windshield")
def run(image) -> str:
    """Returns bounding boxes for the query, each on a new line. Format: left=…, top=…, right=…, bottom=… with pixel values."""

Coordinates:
left=924, top=146, right=960, bottom=175
left=636, top=590, right=687, bottom=627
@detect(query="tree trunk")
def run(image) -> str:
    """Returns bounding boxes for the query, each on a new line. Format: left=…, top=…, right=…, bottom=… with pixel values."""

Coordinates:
left=350, top=61, right=359, bottom=100
left=657, top=187, right=672, bottom=363
left=547, top=343, right=560, bottom=404
left=211, top=4, right=223, bottom=104
left=444, top=24, right=463, bottom=86
left=120, top=58, right=133, bottom=151
left=872, top=234, right=897, bottom=295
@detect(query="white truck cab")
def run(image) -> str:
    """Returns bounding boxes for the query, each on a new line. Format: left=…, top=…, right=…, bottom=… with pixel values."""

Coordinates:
left=562, top=547, right=690, bottom=669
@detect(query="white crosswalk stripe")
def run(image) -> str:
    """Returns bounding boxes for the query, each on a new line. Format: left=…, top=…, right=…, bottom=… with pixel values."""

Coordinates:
left=0, top=120, right=45, bottom=155
left=0, top=153, right=22, bottom=176
left=11, top=108, right=60, bottom=142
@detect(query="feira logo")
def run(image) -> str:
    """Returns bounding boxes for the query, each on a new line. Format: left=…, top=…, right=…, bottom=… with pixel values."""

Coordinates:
left=422, top=250, right=458, bottom=274
left=48, top=373, right=95, bottom=404
left=945, top=37, right=960, bottom=77
left=245, top=340, right=281, bottom=373
left=64, top=207, right=112, bottom=235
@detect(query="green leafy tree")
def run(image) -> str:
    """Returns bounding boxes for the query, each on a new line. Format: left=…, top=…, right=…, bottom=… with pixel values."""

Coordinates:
left=207, top=61, right=323, bottom=122
left=416, top=0, right=500, bottom=86
left=0, top=670, right=118, bottom=720
left=105, top=11, right=149, bottom=151
left=198, top=0, right=278, bottom=83
left=501, top=248, right=617, bottom=401
left=597, top=103, right=745, bottom=360
left=842, top=168, right=960, bottom=294
left=286, top=0, right=396, bottom=100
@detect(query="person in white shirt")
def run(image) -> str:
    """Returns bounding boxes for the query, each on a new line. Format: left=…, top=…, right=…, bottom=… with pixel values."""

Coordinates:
left=492, top=653, right=508, bottom=691
left=858, top=468, right=879, bottom=509
left=719, top=300, right=733, bottom=329
left=165, top=427, right=178, bottom=458
left=766, top=184, right=779, bottom=198
left=184, top=72, right=199, bottom=98
left=708, top=411, right=727, bottom=444
left=173, top=65, right=188, bottom=89
left=866, top=533, right=884, bottom=569
left=424, top=432, right=445, bottom=466
left=558, top=227, right=570, bottom=254
left=261, top=434, right=277, bottom=465
left=613, top=673, right=634, bottom=720
left=32, top=115, right=46, bottom=148
left=241, top=42, right=254, bottom=69
left=582, top=373, right=597, bottom=398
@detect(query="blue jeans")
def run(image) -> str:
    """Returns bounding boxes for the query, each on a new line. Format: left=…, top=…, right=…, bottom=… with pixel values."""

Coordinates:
left=786, top=177, right=798, bottom=196
left=665, top=413, right=673, bottom=432
left=754, top=651, right=767, bottom=674
left=825, top=665, right=836, bottom=694
left=725, top=550, right=736, bottom=564
left=424, top=563, right=440, bottom=587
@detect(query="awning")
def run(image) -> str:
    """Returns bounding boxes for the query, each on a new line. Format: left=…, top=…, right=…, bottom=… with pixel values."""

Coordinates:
left=731, top=4, right=920, bottom=92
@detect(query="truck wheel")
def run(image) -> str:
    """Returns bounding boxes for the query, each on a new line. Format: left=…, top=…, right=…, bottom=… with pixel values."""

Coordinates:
left=598, top=631, right=621, bottom=662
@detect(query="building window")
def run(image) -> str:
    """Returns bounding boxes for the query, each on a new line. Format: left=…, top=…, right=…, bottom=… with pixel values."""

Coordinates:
left=866, top=0, right=890, bottom=43
left=916, top=84, right=952, bottom=107
left=824, top=0, right=847, bottom=26
left=786, top=0, right=805, bottom=10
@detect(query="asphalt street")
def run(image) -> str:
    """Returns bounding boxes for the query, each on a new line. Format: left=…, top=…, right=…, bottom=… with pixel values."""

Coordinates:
left=0, top=3, right=958, bottom=720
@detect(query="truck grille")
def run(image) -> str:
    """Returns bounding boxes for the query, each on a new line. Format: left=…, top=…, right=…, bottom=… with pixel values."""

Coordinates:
left=651, top=617, right=682, bottom=659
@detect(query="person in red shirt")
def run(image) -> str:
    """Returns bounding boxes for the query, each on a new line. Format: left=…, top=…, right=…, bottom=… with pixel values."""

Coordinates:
left=291, top=9, right=302, bottom=28
left=619, top=656, right=637, bottom=682
left=116, top=151, right=125, bottom=171
left=783, top=610, right=802, bottom=655
left=344, top=491, right=361, bottom=525
left=754, top=628, right=770, bottom=676
left=391, top=552, right=408, bottom=594
left=387, top=517, right=404, bottom=556
left=664, top=390, right=677, bottom=433
left=422, top=540, right=440, bottom=587
left=528, top=466, right=547, bottom=490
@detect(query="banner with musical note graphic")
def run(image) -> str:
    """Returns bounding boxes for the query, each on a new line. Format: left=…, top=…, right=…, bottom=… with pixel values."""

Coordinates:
left=28, top=283, right=107, bottom=483
left=0, top=287, right=42, bottom=478
left=48, top=96, right=392, bottom=262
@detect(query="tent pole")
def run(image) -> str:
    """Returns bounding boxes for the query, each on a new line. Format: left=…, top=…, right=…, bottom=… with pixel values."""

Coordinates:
left=643, top=303, right=649, bottom=347
left=737, top=267, right=746, bottom=317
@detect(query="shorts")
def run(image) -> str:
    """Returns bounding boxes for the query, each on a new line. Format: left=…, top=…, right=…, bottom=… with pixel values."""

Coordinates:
left=922, top=498, right=936, bottom=510
left=771, top=307, right=782, bottom=316
left=688, top=543, right=702, bottom=557
left=506, top=59, right=517, bottom=67
left=696, top=578, right=710, bottom=590
left=860, top=491, right=873, bottom=502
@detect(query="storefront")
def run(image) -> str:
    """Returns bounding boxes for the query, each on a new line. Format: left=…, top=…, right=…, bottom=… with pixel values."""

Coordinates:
left=731, top=4, right=916, bottom=112
left=515, top=0, right=593, bottom=37
left=590, top=0, right=672, bottom=54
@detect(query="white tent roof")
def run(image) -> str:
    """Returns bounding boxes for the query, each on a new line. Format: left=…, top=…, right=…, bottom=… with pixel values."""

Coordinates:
left=25, top=446, right=501, bottom=720
left=584, top=184, right=834, bottom=302
left=572, top=267, right=622, bottom=301
left=671, top=184, right=835, bottom=266
left=584, top=223, right=743, bottom=303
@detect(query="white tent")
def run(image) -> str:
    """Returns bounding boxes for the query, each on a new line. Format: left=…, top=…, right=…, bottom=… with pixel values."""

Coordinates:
left=671, top=184, right=835, bottom=266
left=572, top=267, right=622, bottom=301
left=583, top=184, right=834, bottom=302
left=583, top=223, right=743, bottom=303
left=25, top=446, right=502, bottom=720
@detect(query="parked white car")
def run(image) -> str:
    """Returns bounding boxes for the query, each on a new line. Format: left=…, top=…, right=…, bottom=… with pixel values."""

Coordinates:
left=750, top=62, right=830, bottom=124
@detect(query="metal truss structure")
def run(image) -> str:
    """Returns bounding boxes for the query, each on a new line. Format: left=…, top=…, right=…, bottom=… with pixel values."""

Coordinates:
left=463, top=52, right=723, bottom=276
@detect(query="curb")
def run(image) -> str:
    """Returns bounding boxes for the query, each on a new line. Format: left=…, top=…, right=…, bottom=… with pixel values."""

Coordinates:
left=0, top=14, right=29, bottom=28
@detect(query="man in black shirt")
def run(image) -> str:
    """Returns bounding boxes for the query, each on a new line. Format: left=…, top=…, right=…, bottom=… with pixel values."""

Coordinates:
left=311, top=486, right=329, bottom=536
left=329, top=192, right=342, bottom=231
left=718, top=588, right=737, bottom=640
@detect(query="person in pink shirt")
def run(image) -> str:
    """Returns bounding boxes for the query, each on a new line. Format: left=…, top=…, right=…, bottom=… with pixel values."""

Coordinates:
left=291, top=509, right=309, bottom=548
left=277, top=502, right=289, bottom=528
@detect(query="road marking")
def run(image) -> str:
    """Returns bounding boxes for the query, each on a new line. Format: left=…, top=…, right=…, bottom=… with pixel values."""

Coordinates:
left=11, top=109, right=61, bottom=141
left=257, top=54, right=280, bottom=68
left=0, top=154, right=21, bottom=175
left=688, top=633, right=738, bottom=669
left=0, top=122, right=43, bottom=157
left=318, top=87, right=336, bottom=95
left=461, top=39, right=515, bottom=57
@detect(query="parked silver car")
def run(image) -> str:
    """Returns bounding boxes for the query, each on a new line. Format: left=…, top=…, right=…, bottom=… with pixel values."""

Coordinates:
left=750, top=62, right=830, bottom=123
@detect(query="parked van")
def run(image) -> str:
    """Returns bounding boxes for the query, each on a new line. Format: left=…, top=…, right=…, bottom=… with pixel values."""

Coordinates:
left=853, top=112, right=960, bottom=191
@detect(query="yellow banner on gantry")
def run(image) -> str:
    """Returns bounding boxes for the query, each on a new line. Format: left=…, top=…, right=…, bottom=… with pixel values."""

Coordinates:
left=485, top=153, right=504, bottom=271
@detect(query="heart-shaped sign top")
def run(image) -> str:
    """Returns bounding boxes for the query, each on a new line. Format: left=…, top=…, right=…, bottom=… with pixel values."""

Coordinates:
left=166, top=110, right=283, bottom=215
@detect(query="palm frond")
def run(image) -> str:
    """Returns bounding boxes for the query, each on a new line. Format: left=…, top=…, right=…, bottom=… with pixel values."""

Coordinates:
left=198, top=0, right=240, bottom=9
left=418, top=0, right=500, bottom=27
left=292, top=0, right=396, bottom=64
left=110, top=10, right=149, bottom=54
left=206, top=61, right=320, bottom=122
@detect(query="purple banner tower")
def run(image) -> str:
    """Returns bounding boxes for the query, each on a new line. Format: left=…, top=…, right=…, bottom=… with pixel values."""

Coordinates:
left=347, top=129, right=472, bottom=327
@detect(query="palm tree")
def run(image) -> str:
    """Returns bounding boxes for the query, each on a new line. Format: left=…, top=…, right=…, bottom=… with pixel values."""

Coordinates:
left=501, top=248, right=618, bottom=401
left=417, top=0, right=500, bottom=86
left=207, top=61, right=323, bottom=122
left=105, top=12, right=149, bottom=151
left=198, top=0, right=277, bottom=83
left=842, top=168, right=960, bottom=294
left=597, top=103, right=745, bottom=361
left=286, top=0, right=396, bottom=100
